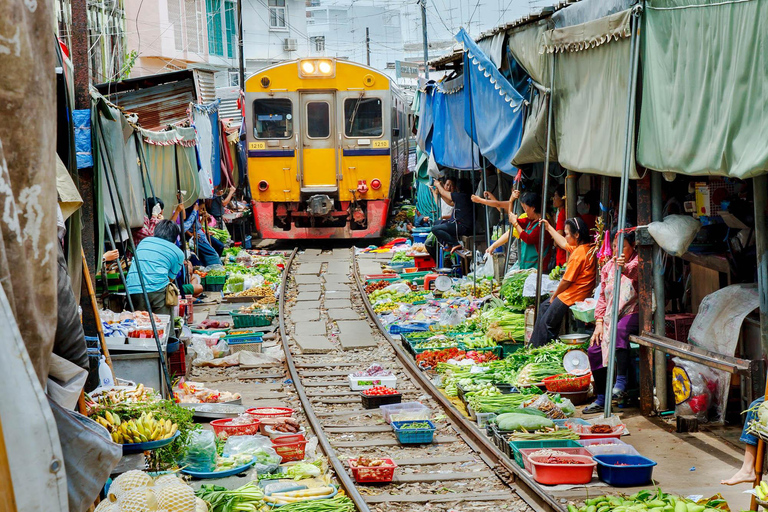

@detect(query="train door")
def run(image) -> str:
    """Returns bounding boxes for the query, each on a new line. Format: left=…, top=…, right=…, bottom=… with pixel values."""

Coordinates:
left=299, top=92, right=337, bottom=190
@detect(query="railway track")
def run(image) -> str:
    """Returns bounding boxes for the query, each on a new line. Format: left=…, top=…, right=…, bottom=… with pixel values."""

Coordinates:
left=268, top=246, right=564, bottom=512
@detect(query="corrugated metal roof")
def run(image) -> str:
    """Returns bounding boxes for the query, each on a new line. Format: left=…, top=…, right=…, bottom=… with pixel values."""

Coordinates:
left=96, top=71, right=198, bottom=130
left=194, top=69, right=217, bottom=104
left=102, top=78, right=195, bottom=130
left=216, top=86, right=243, bottom=123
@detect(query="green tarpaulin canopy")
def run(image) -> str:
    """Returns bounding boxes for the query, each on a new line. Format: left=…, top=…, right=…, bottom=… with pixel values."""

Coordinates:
left=637, top=0, right=768, bottom=178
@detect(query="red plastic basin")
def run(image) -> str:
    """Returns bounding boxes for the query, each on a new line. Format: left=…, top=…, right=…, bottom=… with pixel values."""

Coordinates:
left=528, top=454, right=597, bottom=485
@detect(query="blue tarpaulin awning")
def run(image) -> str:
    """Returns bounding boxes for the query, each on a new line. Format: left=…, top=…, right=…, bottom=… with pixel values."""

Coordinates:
left=456, top=28, right=525, bottom=175
left=429, top=79, right=478, bottom=171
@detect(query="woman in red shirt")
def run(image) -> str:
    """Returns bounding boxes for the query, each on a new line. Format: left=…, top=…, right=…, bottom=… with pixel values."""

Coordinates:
left=486, top=191, right=551, bottom=270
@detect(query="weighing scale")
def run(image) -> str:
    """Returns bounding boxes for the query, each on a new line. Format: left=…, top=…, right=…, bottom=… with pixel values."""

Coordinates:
left=563, top=349, right=590, bottom=375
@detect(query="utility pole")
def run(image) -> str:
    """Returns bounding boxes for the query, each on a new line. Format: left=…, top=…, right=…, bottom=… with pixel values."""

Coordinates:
left=237, top=0, right=245, bottom=90
left=71, top=0, right=94, bottom=266
left=419, top=0, right=429, bottom=78
left=71, top=0, right=98, bottom=335
left=365, top=27, right=371, bottom=66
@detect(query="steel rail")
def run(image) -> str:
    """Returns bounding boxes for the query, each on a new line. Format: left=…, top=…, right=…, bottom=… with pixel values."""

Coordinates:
left=277, top=249, right=372, bottom=512
left=352, top=251, right=565, bottom=512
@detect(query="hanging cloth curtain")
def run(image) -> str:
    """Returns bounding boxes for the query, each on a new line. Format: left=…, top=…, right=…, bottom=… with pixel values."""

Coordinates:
left=415, top=87, right=435, bottom=153
left=457, top=28, right=526, bottom=175
left=429, top=79, right=479, bottom=171
left=637, top=0, right=768, bottom=179
left=544, top=2, right=640, bottom=178
left=139, top=127, right=201, bottom=218
left=191, top=100, right=221, bottom=196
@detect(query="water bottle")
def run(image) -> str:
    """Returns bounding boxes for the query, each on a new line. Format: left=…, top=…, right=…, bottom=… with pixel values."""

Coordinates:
left=98, top=356, right=115, bottom=388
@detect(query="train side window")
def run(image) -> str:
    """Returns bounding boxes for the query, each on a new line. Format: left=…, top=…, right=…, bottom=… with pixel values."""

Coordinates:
left=344, top=97, right=382, bottom=137
left=253, top=98, right=293, bottom=139
left=306, top=101, right=330, bottom=138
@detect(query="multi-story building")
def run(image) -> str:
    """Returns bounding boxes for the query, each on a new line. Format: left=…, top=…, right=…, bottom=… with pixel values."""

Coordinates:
left=123, top=0, right=308, bottom=84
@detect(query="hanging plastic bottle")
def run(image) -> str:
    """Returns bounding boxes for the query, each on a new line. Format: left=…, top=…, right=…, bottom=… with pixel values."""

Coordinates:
left=98, top=355, right=115, bottom=388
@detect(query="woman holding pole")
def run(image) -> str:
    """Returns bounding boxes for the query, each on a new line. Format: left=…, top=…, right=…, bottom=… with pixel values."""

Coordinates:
left=583, top=224, right=639, bottom=414
left=529, top=217, right=596, bottom=347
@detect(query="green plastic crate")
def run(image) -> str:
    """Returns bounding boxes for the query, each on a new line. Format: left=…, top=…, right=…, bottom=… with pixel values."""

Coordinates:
left=498, top=340, right=524, bottom=358
left=203, top=275, right=227, bottom=285
left=509, top=439, right=581, bottom=468
left=230, top=311, right=275, bottom=328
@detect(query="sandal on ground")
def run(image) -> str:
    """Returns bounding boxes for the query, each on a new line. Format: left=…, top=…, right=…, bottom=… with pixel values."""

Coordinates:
left=583, top=401, right=605, bottom=414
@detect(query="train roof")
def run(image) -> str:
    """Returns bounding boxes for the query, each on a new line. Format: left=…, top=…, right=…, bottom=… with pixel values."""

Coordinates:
left=244, top=59, right=397, bottom=93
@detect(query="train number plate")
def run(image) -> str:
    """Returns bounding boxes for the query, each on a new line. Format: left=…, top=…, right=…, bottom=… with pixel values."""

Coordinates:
left=249, top=142, right=266, bottom=150
left=372, top=140, right=389, bottom=148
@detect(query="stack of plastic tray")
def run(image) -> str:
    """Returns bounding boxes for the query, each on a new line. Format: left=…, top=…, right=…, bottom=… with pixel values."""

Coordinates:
left=577, top=438, right=640, bottom=456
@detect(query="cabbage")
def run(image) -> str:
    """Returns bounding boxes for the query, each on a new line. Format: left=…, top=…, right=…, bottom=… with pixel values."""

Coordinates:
left=284, top=460, right=323, bottom=480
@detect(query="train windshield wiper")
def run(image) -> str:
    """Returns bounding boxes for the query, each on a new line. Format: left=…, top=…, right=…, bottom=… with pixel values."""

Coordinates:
left=347, top=93, right=364, bottom=132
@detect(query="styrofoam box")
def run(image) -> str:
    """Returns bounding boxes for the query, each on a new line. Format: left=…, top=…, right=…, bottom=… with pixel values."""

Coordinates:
left=348, top=374, right=397, bottom=391
left=577, top=437, right=640, bottom=457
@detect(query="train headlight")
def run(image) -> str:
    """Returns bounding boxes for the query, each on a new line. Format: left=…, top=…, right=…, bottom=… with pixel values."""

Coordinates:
left=298, top=59, right=336, bottom=78
left=258, top=180, right=269, bottom=192
left=370, top=179, right=382, bottom=190
left=318, top=60, right=332, bottom=74
left=301, top=61, right=315, bottom=74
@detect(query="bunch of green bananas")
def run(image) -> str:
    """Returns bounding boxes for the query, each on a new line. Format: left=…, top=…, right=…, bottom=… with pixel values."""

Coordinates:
left=93, top=410, right=178, bottom=444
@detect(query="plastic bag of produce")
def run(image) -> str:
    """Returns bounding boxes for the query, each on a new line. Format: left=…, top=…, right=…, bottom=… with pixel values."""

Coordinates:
left=522, top=394, right=567, bottom=420
left=223, top=435, right=282, bottom=473
left=471, top=252, right=495, bottom=279
left=190, top=336, right=214, bottom=364
left=496, top=412, right=554, bottom=432
left=180, top=430, right=217, bottom=472
left=211, top=339, right=229, bottom=358
left=647, top=214, right=701, bottom=257
left=672, top=357, right=726, bottom=423
left=384, top=282, right=412, bottom=295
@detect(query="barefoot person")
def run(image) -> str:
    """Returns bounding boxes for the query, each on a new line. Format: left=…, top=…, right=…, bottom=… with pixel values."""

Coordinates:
left=722, top=397, right=764, bottom=485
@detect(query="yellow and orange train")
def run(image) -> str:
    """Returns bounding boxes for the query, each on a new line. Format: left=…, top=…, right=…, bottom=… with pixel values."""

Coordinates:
left=244, top=58, right=409, bottom=239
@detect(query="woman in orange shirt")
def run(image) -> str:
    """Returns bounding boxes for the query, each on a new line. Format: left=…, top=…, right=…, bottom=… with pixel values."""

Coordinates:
left=529, top=217, right=597, bottom=347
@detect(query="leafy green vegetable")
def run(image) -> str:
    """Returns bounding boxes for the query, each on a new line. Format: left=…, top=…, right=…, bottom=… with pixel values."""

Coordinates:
left=284, top=459, right=324, bottom=480
left=196, top=482, right=263, bottom=512
left=500, top=271, right=534, bottom=311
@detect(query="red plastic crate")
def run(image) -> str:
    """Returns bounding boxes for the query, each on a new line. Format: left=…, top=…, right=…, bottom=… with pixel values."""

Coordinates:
left=272, top=435, right=307, bottom=462
left=168, top=343, right=186, bottom=377
left=349, top=458, right=398, bottom=483
left=519, top=447, right=593, bottom=473
left=413, top=255, right=436, bottom=270
left=665, top=313, right=695, bottom=342
left=210, top=418, right=261, bottom=439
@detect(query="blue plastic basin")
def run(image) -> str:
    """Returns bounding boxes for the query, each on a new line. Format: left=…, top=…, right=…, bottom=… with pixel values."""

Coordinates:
left=413, top=233, right=428, bottom=244
left=593, top=454, right=657, bottom=486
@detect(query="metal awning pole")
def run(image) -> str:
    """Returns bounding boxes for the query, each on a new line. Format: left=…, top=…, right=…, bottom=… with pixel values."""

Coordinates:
left=466, top=51, right=478, bottom=295
left=104, top=221, right=134, bottom=312
left=750, top=173, right=768, bottom=511
left=605, top=8, right=641, bottom=418
left=482, top=158, right=491, bottom=249
left=534, top=52, right=555, bottom=320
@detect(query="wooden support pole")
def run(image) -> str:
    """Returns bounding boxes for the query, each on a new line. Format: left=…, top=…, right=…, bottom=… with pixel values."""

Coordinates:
left=637, top=171, right=655, bottom=415
left=81, top=248, right=115, bottom=379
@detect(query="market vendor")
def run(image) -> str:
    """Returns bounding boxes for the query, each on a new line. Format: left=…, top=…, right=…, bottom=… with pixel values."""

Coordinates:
left=208, top=185, right=236, bottom=227
left=181, top=261, right=204, bottom=298
left=184, top=202, right=224, bottom=267
left=485, top=192, right=550, bottom=270
left=583, top=224, right=638, bottom=414
left=552, top=185, right=567, bottom=267
left=529, top=217, right=596, bottom=347
left=433, top=178, right=455, bottom=220
left=472, top=188, right=519, bottom=217
left=430, top=178, right=474, bottom=253
left=722, top=397, right=765, bottom=485
left=125, top=220, right=185, bottom=315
